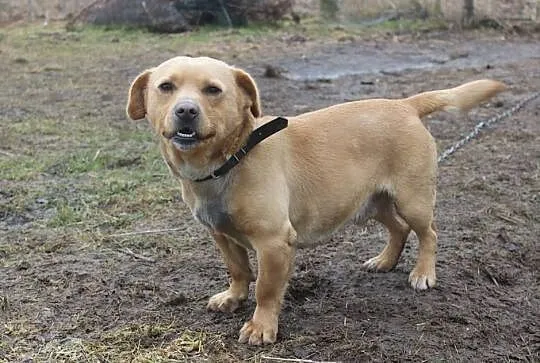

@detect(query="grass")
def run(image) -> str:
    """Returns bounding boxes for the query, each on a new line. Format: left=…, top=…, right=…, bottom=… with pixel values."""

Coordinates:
left=3, top=16, right=451, bottom=58
left=1, top=321, right=214, bottom=362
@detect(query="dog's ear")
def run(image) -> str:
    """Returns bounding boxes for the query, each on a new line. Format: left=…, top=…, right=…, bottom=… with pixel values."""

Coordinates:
left=234, top=68, right=262, bottom=118
left=126, top=69, right=153, bottom=120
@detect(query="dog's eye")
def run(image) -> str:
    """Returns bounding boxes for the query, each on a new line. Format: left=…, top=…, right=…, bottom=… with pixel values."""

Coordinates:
left=158, top=82, right=174, bottom=92
left=204, top=86, right=222, bottom=95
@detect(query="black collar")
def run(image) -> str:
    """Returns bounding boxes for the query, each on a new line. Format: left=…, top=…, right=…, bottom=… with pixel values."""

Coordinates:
left=194, top=117, right=288, bottom=182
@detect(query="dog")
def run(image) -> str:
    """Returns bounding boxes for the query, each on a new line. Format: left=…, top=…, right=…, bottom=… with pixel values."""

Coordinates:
left=126, top=56, right=505, bottom=345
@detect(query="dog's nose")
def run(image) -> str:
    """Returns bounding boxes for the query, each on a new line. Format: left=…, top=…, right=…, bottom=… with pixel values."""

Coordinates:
left=174, top=100, right=199, bottom=122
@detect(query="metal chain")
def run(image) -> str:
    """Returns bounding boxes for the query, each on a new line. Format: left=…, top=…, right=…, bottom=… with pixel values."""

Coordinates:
left=437, top=91, right=540, bottom=164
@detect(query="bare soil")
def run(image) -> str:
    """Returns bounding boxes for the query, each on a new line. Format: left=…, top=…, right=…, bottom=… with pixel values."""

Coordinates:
left=0, top=24, right=539, bottom=362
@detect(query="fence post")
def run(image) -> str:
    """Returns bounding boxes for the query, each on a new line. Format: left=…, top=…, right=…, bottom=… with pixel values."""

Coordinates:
left=434, top=0, right=442, bottom=16
left=320, top=0, right=339, bottom=21
left=27, top=0, right=34, bottom=21
left=529, top=0, right=538, bottom=21
left=462, top=0, right=475, bottom=27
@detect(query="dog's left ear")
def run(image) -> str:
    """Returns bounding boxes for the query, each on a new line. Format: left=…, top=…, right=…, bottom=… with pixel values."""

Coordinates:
left=234, top=68, right=262, bottom=118
left=126, top=69, right=153, bottom=120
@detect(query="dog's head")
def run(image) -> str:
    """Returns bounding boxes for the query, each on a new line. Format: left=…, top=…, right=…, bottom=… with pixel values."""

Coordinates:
left=127, top=57, right=261, bottom=156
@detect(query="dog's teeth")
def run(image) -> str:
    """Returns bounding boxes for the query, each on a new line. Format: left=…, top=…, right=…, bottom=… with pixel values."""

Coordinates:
left=176, top=131, right=196, bottom=137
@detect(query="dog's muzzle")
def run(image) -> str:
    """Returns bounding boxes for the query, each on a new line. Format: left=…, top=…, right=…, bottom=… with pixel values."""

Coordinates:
left=169, top=100, right=201, bottom=151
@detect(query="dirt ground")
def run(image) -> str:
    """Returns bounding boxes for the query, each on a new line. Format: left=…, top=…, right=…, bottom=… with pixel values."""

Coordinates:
left=1, top=22, right=539, bottom=362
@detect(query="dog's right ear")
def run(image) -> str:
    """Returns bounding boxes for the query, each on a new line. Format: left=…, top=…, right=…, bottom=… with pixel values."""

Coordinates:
left=126, top=69, right=153, bottom=120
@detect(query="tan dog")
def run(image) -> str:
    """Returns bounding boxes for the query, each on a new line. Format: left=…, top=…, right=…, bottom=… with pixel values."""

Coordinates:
left=126, top=56, right=505, bottom=345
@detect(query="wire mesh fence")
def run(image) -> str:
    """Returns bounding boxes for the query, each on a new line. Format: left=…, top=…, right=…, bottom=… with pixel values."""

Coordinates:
left=0, top=0, right=538, bottom=26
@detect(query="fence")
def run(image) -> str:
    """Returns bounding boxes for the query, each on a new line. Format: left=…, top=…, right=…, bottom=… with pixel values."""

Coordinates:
left=1, top=0, right=538, bottom=25
left=327, top=0, right=538, bottom=23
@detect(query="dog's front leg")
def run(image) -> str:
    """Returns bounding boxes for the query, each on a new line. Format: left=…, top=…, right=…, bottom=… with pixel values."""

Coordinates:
left=207, top=233, right=254, bottom=313
left=239, top=226, right=296, bottom=345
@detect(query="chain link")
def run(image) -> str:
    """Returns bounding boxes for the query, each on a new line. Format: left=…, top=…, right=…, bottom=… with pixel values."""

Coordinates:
left=437, top=91, right=540, bottom=164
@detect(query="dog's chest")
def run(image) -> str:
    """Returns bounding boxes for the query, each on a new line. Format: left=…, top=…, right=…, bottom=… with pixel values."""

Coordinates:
left=193, top=199, right=230, bottom=232
left=192, top=197, right=253, bottom=250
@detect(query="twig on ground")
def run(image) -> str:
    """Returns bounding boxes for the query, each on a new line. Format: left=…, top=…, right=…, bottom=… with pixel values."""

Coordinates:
left=107, top=227, right=184, bottom=238
left=480, top=267, right=500, bottom=287
left=494, top=213, right=524, bottom=225
left=0, top=149, right=18, bottom=157
left=261, top=356, right=340, bottom=363
left=119, top=248, right=156, bottom=263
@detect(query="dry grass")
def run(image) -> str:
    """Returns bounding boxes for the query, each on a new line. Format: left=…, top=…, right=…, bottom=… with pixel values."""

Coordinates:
left=2, top=321, right=214, bottom=362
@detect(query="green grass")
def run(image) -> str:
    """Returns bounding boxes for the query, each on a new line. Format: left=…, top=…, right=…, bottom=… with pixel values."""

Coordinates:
left=0, top=157, right=48, bottom=180
left=48, top=201, right=82, bottom=227
left=2, top=17, right=450, bottom=63
left=3, top=22, right=290, bottom=62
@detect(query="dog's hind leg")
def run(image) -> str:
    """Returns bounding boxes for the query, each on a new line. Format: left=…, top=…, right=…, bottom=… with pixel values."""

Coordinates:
left=363, top=194, right=411, bottom=272
left=207, top=233, right=254, bottom=313
left=395, top=188, right=438, bottom=290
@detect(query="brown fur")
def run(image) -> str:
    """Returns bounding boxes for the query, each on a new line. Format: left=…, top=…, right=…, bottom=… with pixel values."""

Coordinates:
left=127, top=56, right=505, bottom=345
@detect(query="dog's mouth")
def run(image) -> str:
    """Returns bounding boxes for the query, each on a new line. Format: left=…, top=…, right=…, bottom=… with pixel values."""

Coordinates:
left=166, top=127, right=214, bottom=151
left=171, top=128, right=199, bottom=150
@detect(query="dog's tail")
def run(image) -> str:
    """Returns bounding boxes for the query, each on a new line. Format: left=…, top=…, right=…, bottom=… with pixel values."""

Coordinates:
left=404, top=80, right=506, bottom=118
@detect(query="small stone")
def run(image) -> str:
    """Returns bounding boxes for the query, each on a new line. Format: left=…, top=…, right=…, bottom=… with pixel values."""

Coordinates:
left=264, top=65, right=283, bottom=78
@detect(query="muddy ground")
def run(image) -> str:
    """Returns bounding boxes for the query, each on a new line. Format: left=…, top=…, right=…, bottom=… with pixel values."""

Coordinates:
left=1, top=23, right=539, bottom=362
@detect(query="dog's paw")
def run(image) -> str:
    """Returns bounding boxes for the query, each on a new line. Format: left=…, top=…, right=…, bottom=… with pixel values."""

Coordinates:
left=206, top=290, right=245, bottom=313
left=362, top=254, right=396, bottom=272
left=408, top=266, right=436, bottom=290
left=238, top=318, right=277, bottom=345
